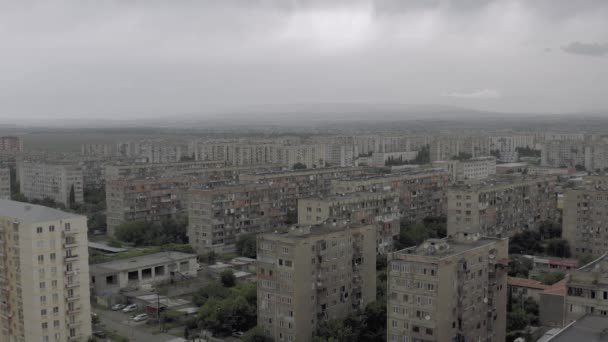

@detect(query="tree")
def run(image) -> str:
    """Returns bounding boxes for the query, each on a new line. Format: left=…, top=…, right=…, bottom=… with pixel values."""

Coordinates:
left=394, top=217, right=446, bottom=250
left=508, top=256, right=533, bottom=277
left=545, top=239, right=571, bottom=258
left=69, top=184, right=76, bottom=208
left=236, top=234, right=257, bottom=258
left=451, top=152, right=472, bottom=161
left=220, top=269, right=236, bottom=287
left=243, top=327, right=273, bottom=342
left=11, top=192, right=28, bottom=202
left=413, top=145, right=431, bottom=164
left=197, top=282, right=258, bottom=336
left=292, top=162, right=307, bottom=170
left=114, top=217, right=188, bottom=246
left=539, top=221, right=561, bottom=239
left=534, top=272, right=565, bottom=286
left=509, top=231, right=544, bottom=255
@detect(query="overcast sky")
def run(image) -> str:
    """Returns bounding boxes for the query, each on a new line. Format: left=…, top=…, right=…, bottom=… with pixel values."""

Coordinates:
left=1, top=0, right=608, bottom=123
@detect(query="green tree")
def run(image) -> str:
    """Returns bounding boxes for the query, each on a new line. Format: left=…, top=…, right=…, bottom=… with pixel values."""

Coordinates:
left=545, top=239, right=571, bottom=258
left=539, top=221, right=562, bottom=239
left=451, top=152, right=472, bottom=161
left=236, top=234, right=257, bottom=258
left=114, top=217, right=188, bottom=246
left=508, top=256, right=533, bottom=277
left=220, top=269, right=236, bottom=288
left=69, top=184, right=76, bottom=208
left=11, top=192, right=28, bottom=202
left=534, top=272, right=565, bottom=286
left=509, top=231, right=544, bottom=255
left=414, top=145, right=431, bottom=164
left=242, top=327, right=273, bottom=342
left=292, top=162, right=307, bottom=170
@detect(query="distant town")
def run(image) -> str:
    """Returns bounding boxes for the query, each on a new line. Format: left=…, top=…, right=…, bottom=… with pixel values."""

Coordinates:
left=1, top=124, right=608, bottom=342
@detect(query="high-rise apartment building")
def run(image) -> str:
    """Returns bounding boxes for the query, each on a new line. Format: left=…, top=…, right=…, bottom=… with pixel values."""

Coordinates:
left=434, top=156, right=496, bottom=182
left=298, top=192, right=400, bottom=253
left=188, top=168, right=368, bottom=253
left=18, top=161, right=84, bottom=206
left=0, top=136, right=23, bottom=153
left=80, top=144, right=112, bottom=157
left=562, top=176, right=608, bottom=258
left=331, top=169, right=450, bottom=224
left=541, top=140, right=586, bottom=168
left=0, top=168, right=10, bottom=200
left=257, top=224, right=376, bottom=342
left=447, top=176, right=559, bottom=237
left=564, top=254, right=608, bottom=324
left=387, top=233, right=509, bottom=342
left=105, top=176, right=202, bottom=236
left=0, top=200, right=92, bottom=341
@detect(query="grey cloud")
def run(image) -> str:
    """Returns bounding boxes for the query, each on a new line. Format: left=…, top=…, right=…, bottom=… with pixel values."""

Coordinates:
left=562, top=41, right=608, bottom=57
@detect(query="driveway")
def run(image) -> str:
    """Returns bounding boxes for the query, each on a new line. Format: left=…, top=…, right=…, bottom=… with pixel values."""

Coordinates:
left=97, top=309, right=177, bottom=342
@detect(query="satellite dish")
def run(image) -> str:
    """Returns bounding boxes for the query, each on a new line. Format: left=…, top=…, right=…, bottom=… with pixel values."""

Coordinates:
left=425, top=315, right=431, bottom=320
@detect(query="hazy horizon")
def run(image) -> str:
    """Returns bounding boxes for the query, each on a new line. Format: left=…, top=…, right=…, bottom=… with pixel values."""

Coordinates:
left=1, top=0, right=608, bottom=123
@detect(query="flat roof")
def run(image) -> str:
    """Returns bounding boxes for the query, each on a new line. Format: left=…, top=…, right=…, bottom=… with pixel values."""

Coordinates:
left=88, top=242, right=129, bottom=253
left=0, top=199, right=82, bottom=224
left=394, top=235, right=507, bottom=259
left=546, top=315, right=608, bottom=342
left=89, top=251, right=196, bottom=274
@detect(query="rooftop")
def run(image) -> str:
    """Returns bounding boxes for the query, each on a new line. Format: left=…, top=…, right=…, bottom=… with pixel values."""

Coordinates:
left=450, top=174, right=555, bottom=191
left=507, top=276, right=549, bottom=290
left=393, top=233, right=507, bottom=260
left=0, top=199, right=81, bottom=224
left=546, top=315, right=608, bottom=342
left=89, top=251, right=196, bottom=274
left=542, top=279, right=567, bottom=297
left=262, top=223, right=373, bottom=240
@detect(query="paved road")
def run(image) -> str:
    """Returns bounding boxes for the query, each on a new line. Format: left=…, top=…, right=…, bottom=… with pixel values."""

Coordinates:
left=97, top=309, right=177, bottom=342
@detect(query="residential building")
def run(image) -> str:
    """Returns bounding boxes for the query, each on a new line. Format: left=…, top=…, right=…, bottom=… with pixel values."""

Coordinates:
left=541, top=315, right=608, bottom=342
left=387, top=233, right=509, bottom=342
left=257, top=224, right=376, bottom=342
left=0, top=168, right=10, bottom=199
left=539, top=279, right=567, bottom=327
left=541, top=140, right=586, bottom=168
left=331, top=169, right=450, bottom=224
left=89, top=252, right=197, bottom=298
left=282, top=144, right=326, bottom=169
left=105, top=176, right=200, bottom=236
left=0, top=200, right=92, bottom=341
left=433, top=156, right=496, bottom=181
left=19, top=161, right=84, bottom=206
left=188, top=183, right=290, bottom=253
left=430, top=135, right=491, bottom=162
left=104, top=160, right=239, bottom=180
left=191, top=141, right=284, bottom=166
left=495, top=163, right=528, bottom=175
left=521, top=254, right=578, bottom=278
left=298, top=192, right=400, bottom=253
left=507, top=276, right=549, bottom=302
left=562, top=176, right=608, bottom=258
left=564, top=254, right=608, bottom=323
left=0, top=136, right=23, bottom=153
left=325, top=144, right=355, bottom=167
left=81, top=144, right=112, bottom=157
left=447, top=175, right=559, bottom=237
left=116, top=140, right=185, bottom=163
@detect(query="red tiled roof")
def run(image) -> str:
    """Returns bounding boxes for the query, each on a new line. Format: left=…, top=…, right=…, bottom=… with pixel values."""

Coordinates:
left=508, top=276, right=550, bottom=290
left=542, top=278, right=567, bottom=297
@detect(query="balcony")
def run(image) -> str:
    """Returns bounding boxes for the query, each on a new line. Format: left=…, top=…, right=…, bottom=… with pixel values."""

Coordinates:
left=67, top=320, right=83, bottom=328
left=66, top=294, right=80, bottom=302
left=65, top=281, right=80, bottom=289
left=64, top=255, right=78, bottom=262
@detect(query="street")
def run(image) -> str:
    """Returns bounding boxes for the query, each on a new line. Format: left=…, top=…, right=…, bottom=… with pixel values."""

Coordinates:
left=97, top=309, right=177, bottom=342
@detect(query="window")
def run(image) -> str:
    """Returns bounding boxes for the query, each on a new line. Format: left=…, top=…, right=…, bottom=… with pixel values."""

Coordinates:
left=40, top=282, right=46, bottom=289
left=37, top=227, right=43, bottom=234
left=50, top=253, right=56, bottom=261
left=38, top=255, right=44, bottom=264
left=51, top=280, right=57, bottom=289
left=64, top=223, right=71, bottom=231
left=49, top=225, right=55, bottom=232
left=53, top=320, right=60, bottom=328
left=42, top=322, right=48, bottom=329
left=40, top=295, right=46, bottom=304
left=37, top=240, right=44, bottom=248
left=41, top=309, right=47, bottom=316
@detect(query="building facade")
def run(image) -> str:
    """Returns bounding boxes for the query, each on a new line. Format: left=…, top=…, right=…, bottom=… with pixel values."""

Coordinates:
left=0, top=168, right=10, bottom=199
left=447, top=176, right=559, bottom=237
left=0, top=200, right=92, bottom=342
left=257, top=224, right=376, bottom=342
left=0, top=136, right=23, bottom=153
left=19, top=161, right=84, bottom=206
left=564, top=254, right=608, bottom=324
left=434, top=156, right=496, bottom=181
left=331, top=169, right=450, bottom=224
left=562, top=176, right=608, bottom=258
left=298, top=192, right=400, bottom=253
left=387, top=233, right=509, bottom=342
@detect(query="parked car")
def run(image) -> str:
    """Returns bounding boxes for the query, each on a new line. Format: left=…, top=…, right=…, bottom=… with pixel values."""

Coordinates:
left=232, top=331, right=244, bottom=338
left=133, top=313, right=148, bottom=322
left=111, top=303, right=126, bottom=311
left=93, top=331, right=107, bottom=338
left=122, top=304, right=138, bottom=313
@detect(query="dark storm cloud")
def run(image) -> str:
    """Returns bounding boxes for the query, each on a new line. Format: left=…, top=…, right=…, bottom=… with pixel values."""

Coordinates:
left=0, top=0, right=607, bottom=123
left=562, top=41, right=608, bottom=57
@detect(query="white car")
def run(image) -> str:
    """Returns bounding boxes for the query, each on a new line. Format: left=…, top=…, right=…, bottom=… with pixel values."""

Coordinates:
left=122, top=304, right=138, bottom=313
left=133, top=313, right=148, bottom=322
left=111, top=304, right=126, bottom=311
